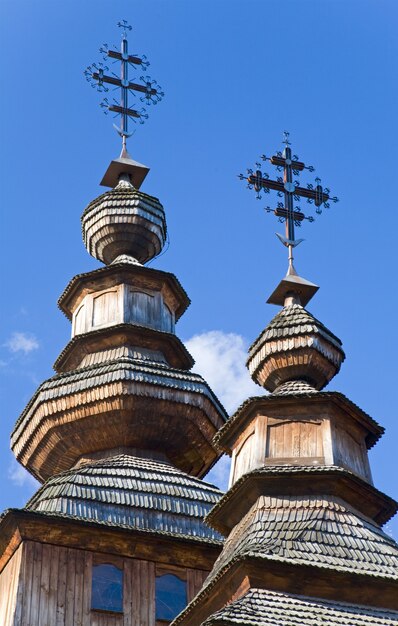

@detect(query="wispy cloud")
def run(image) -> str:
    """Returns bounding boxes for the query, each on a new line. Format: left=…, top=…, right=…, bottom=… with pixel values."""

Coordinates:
left=8, top=458, right=39, bottom=488
left=5, top=332, right=39, bottom=355
left=185, top=330, right=265, bottom=492
left=185, top=330, right=263, bottom=414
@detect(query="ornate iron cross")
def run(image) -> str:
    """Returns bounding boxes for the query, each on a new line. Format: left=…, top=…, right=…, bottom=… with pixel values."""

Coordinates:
left=239, top=132, right=338, bottom=268
left=85, top=20, right=164, bottom=151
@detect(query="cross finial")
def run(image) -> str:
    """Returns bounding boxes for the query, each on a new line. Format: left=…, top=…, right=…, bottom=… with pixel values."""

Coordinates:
left=117, top=19, right=132, bottom=35
left=239, top=133, right=338, bottom=272
left=283, top=131, right=291, bottom=146
left=85, top=21, right=164, bottom=153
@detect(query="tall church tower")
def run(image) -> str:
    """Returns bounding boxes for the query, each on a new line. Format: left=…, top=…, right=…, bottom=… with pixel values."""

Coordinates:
left=0, top=23, right=227, bottom=626
left=174, top=136, right=398, bottom=626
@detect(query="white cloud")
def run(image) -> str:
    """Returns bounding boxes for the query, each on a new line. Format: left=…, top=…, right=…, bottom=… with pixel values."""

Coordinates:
left=5, top=332, right=39, bottom=355
left=185, top=330, right=265, bottom=492
left=185, top=330, right=263, bottom=414
left=8, top=458, right=39, bottom=488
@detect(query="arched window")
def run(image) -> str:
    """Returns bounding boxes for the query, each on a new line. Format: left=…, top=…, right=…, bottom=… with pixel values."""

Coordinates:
left=91, top=563, right=123, bottom=613
left=155, top=573, right=187, bottom=622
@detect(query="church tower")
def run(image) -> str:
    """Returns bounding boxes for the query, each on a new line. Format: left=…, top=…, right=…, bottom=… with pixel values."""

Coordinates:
left=0, top=22, right=227, bottom=625
left=173, top=135, right=398, bottom=626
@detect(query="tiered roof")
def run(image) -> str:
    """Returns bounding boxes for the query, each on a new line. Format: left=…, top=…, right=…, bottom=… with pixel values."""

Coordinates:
left=202, top=589, right=398, bottom=626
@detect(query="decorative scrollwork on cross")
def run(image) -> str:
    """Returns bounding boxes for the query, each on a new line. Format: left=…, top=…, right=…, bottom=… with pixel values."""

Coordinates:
left=85, top=20, right=164, bottom=151
left=239, top=132, right=338, bottom=267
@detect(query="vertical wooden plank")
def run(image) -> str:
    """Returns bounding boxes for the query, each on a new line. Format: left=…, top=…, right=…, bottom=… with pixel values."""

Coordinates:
left=291, top=422, right=300, bottom=458
left=74, top=548, right=85, bottom=626
left=267, top=425, right=275, bottom=458
left=322, top=418, right=334, bottom=464
left=253, top=416, right=267, bottom=468
left=82, top=551, right=93, bottom=626
left=123, top=557, right=132, bottom=626
left=139, top=561, right=148, bottom=626
left=229, top=449, right=237, bottom=488
left=47, top=544, right=60, bottom=626
left=56, top=546, right=68, bottom=626
left=147, top=560, right=155, bottom=626
left=28, top=541, right=43, bottom=623
left=64, top=548, right=77, bottom=626
left=21, top=541, right=34, bottom=625
left=13, top=543, right=25, bottom=626
left=186, top=568, right=208, bottom=602
left=132, top=560, right=141, bottom=626
left=301, top=422, right=310, bottom=457
left=0, top=543, right=23, bottom=626
left=38, top=543, right=51, bottom=625
left=316, top=422, right=324, bottom=458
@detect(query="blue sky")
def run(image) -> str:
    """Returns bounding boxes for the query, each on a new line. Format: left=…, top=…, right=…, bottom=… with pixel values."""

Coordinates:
left=1, top=0, right=398, bottom=536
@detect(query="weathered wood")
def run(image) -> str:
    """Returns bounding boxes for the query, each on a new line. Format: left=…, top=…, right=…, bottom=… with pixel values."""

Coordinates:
left=173, top=555, right=398, bottom=626
left=48, top=542, right=60, bottom=626
left=29, top=540, right=42, bottom=624
left=38, top=543, right=51, bottom=625
left=12, top=378, right=224, bottom=482
left=225, top=395, right=376, bottom=489
left=65, top=548, right=76, bottom=626
left=82, top=551, right=93, bottom=626
left=0, top=511, right=221, bottom=577
left=59, top=265, right=189, bottom=324
left=55, top=325, right=194, bottom=373
left=187, top=568, right=209, bottom=601
left=0, top=539, right=215, bottom=626
left=56, top=546, right=68, bottom=626
left=0, top=543, right=22, bottom=625
left=206, top=468, right=397, bottom=535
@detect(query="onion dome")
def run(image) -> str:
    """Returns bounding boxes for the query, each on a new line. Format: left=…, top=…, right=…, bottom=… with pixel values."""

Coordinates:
left=25, top=454, right=223, bottom=543
left=81, top=176, right=167, bottom=265
left=247, top=300, right=345, bottom=392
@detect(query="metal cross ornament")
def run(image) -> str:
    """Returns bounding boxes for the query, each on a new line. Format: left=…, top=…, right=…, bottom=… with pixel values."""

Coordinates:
left=85, top=20, right=164, bottom=151
left=239, top=132, right=338, bottom=269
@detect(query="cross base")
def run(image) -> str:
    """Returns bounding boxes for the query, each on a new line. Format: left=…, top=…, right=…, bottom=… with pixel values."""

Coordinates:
left=100, top=149, right=150, bottom=189
left=267, top=272, right=319, bottom=308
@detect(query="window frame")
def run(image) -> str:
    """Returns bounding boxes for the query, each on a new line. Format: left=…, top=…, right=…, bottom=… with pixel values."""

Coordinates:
left=155, top=567, right=187, bottom=624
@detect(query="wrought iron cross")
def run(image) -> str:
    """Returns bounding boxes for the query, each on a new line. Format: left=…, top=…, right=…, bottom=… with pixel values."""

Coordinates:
left=239, top=132, right=338, bottom=269
left=85, top=20, right=164, bottom=151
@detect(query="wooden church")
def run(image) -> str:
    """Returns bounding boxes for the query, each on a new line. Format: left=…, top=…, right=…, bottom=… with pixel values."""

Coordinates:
left=1, top=22, right=398, bottom=626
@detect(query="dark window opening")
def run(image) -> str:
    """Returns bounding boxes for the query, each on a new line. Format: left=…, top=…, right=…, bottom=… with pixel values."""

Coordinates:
left=155, top=573, right=187, bottom=622
left=91, top=563, right=123, bottom=613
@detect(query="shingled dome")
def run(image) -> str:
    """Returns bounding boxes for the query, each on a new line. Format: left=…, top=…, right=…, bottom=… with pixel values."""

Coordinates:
left=25, top=454, right=223, bottom=543
left=247, top=303, right=345, bottom=391
left=81, top=177, right=167, bottom=265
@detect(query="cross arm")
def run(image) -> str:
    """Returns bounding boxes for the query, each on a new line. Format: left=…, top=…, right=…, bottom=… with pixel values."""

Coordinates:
left=108, top=104, right=142, bottom=119
left=247, top=173, right=284, bottom=193
left=92, top=72, right=121, bottom=87
left=107, top=50, right=145, bottom=66
left=294, top=184, right=330, bottom=205
left=92, top=73, right=157, bottom=96
left=270, top=155, right=305, bottom=171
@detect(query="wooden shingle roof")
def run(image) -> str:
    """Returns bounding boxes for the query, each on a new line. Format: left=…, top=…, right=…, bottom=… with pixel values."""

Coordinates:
left=206, top=494, right=398, bottom=583
left=201, top=589, right=398, bottom=626
left=25, top=454, right=223, bottom=543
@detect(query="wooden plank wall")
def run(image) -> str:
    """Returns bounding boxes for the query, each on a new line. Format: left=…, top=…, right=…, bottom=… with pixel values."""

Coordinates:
left=0, top=541, right=208, bottom=626
left=0, top=544, right=22, bottom=626
left=187, top=569, right=208, bottom=600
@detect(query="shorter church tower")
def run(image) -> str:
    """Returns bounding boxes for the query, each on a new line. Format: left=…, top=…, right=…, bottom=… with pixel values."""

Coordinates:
left=173, top=135, right=398, bottom=626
